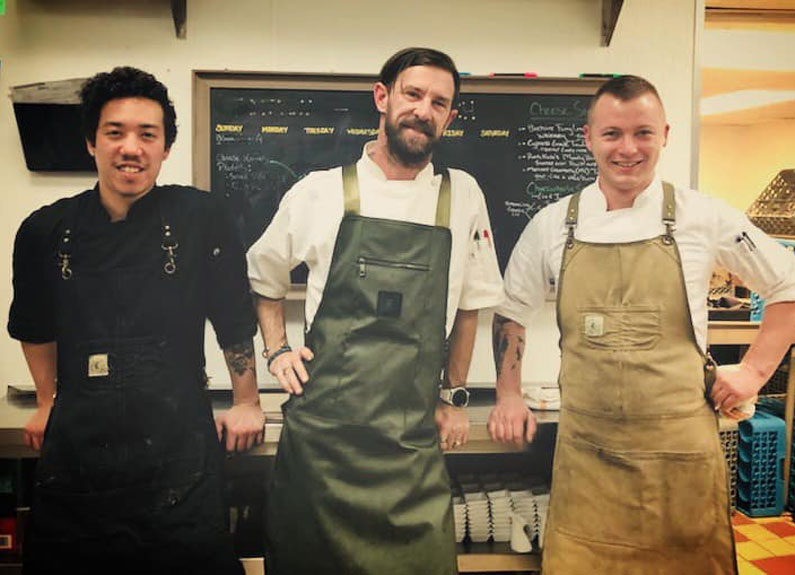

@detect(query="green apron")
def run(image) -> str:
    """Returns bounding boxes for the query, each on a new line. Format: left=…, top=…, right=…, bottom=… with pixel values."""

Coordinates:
left=543, top=183, right=736, bottom=574
left=265, top=164, right=458, bottom=575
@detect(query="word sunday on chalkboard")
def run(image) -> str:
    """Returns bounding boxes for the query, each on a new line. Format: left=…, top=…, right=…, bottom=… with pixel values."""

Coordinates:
left=194, top=72, right=602, bottom=281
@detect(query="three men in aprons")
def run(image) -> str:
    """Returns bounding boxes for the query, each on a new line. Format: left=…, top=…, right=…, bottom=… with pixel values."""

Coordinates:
left=246, top=47, right=503, bottom=574
left=8, top=67, right=266, bottom=574
left=490, top=75, right=795, bottom=573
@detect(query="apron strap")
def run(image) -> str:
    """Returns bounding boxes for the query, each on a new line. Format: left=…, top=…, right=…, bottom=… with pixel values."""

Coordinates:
left=661, top=181, right=676, bottom=243
left=435, top=169, right=451, bottom=228
left=342, top=163, right=452, bottom=229
left=342, top=164, right=361, bottom=215
left=564, top=191, right=581, bottom=249
left=57, top=191, right=86, bottom=281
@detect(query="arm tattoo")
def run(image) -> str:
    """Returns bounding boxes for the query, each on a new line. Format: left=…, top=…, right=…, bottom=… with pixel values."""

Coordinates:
left=492, top=315, right=525, bottom=377
left=493, top=315, right=510, bottom=378
left=223, top=341, right=255, bottom=377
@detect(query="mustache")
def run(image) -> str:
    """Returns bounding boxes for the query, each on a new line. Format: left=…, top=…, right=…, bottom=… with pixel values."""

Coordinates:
left=399, top=118, right=435, bottom=137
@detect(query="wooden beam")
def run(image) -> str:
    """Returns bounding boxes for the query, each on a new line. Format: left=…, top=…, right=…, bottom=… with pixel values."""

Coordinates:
left=601, top=0, right=624, bottom=47
left=706, top=7, right=795, bottom=28
left=171, top=0, right=186, bottom=39
left=707, top=1, right=795, bottom=9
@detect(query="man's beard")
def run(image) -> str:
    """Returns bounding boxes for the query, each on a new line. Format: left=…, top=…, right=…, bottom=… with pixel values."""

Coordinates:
left=385, top=116, right=439, bottom=167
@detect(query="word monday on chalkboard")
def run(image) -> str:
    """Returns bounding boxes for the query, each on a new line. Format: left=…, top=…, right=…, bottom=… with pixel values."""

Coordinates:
left=195, top=73, right=602, bottom=282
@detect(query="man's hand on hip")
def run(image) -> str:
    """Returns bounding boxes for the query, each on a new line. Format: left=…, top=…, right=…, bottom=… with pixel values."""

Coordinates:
left=712, top=363, right=763, bottom=420
left=270, top=347, right=314, bottom=395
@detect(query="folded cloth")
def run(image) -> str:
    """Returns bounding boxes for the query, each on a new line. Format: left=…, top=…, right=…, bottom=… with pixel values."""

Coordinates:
left=522, top=385, right=560, bottom=411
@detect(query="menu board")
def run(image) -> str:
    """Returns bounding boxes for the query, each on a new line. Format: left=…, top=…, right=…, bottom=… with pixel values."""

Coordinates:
left=195, top=73, right=601, bottom=279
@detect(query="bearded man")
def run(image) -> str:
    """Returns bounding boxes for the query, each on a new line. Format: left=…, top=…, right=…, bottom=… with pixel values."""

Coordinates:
left=247, top=47, right=503, bottom=575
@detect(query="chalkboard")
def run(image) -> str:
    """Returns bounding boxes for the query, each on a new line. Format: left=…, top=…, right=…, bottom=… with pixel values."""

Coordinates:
left=194, top=73, right=602, bottom=279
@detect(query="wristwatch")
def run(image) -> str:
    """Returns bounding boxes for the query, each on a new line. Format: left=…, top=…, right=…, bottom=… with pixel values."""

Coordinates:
left=439, top=386, right=470, bottom=408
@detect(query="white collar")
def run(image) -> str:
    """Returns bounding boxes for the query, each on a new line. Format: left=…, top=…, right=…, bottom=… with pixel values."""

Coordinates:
left=583, top=176, right=663, bottom=213
left=358, top=141, right=436, bottom=184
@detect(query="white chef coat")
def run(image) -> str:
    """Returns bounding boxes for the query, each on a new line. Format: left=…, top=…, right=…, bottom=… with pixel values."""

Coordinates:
left=247, top=142, right=504, bottom=336
left=498, top=177, right=795, bottom=351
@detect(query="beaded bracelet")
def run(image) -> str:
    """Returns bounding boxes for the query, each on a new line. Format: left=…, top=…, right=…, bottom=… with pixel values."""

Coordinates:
left=266, top=345, right=293, bottom=368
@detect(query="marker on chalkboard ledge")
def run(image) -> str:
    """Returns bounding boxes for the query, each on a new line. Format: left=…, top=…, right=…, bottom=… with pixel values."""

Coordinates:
left=489, top=73, right=538, bottom=78
left=579, top=73, right=621, bottom=79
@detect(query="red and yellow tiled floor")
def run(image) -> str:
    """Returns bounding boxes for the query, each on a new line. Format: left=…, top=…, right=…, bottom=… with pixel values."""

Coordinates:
left=733, top=511, right=795, bottom=575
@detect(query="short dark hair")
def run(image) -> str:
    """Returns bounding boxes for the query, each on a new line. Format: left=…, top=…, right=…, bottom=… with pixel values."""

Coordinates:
left=587, top=74, right=663, bottom=124
left=379, top=47, right=461, bottom=101
left=80, top=66, right=177, bottom=149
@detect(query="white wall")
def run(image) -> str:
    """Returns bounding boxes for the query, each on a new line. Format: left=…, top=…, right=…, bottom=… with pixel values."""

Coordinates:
left=0, top=0, right=698, bottom=392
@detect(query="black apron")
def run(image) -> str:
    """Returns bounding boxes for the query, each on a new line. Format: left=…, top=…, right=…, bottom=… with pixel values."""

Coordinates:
left=24, top=193, right=242, bottom=575
left=265, top=164, right=458, bottom=575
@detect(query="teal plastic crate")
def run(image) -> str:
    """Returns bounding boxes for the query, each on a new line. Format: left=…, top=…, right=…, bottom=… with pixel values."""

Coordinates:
left=738, top=412, right=786, bottom=517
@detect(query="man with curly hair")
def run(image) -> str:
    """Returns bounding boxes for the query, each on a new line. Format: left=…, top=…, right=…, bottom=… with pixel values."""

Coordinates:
left=9, top=66, right=264, bottom=574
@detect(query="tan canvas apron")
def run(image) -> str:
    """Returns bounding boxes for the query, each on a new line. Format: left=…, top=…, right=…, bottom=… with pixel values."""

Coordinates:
left=543, top=183, right=736, bottom=574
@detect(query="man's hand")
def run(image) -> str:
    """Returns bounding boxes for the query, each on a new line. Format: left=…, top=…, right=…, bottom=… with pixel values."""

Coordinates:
left=215, top=403, right=265, bottom=453
left=435, top=403, right=470, bottom=451
left=488, top=392, right=536, bottom=447
left=24, top=404, right=52, bottom=451
left=269, top=347, right=314, bottom=395
left=712, top=363, right=764, bottom=420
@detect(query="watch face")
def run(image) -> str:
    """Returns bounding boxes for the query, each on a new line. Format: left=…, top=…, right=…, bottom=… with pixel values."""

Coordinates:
left=451, top=388, right=469, bottom=407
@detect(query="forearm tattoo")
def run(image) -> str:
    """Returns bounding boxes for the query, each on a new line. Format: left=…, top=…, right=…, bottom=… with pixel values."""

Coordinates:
left=492, top=315, right=525, bottom=378
left=224, top=341, right=256, bottom=377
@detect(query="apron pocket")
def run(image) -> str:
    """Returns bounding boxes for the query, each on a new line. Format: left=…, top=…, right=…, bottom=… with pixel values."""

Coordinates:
left=552, top=437, right=644, bottom=547
left=640, top=451, right=719, bottom=548
left=333, top=325, right=421, bottom=428
left=579, top=304, right=660, bottom=351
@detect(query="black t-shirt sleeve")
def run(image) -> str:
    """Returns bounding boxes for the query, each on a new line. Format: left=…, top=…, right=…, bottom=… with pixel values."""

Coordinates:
left=8, top=211, right=57, bottom=343
left=204, top=194, right=257, bottom=349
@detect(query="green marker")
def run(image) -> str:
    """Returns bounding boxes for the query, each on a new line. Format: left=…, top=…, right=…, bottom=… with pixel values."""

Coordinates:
left=0, top=0, right=5, bottom=16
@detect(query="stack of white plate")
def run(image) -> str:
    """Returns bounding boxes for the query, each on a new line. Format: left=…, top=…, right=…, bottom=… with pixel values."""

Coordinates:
left=463, top=491, right=491, bottom=542
left=452, top=495, right=467, bottom=543
left=486, top=489, right=512, bottom=542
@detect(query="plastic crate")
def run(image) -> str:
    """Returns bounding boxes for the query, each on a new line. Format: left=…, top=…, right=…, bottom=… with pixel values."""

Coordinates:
left=719, top=425, right=739, bottom=513
left=738, top=412, right=786, bottom=517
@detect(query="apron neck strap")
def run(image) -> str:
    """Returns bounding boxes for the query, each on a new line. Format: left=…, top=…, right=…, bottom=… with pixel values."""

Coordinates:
left=342, top=163, right=361, bottom=215
left=661, top=181, right=676, bottom=242
left=341, top=163, right=452, bottom=229
left=564, top=191, right=581, bottom=249
left=435, top=169, right=451, bottom=228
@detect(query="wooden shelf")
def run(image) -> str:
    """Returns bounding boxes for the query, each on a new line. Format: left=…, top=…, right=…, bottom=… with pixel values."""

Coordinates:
left=457, top=542, right=540, bottom=573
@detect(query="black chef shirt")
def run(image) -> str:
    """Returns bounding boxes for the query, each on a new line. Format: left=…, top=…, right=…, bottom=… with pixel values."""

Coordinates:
left=8, top=184, right=256, bottom=373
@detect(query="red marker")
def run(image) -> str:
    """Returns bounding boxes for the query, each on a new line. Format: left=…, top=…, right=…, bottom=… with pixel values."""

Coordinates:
left=483, top=229, right=491, bottom=247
